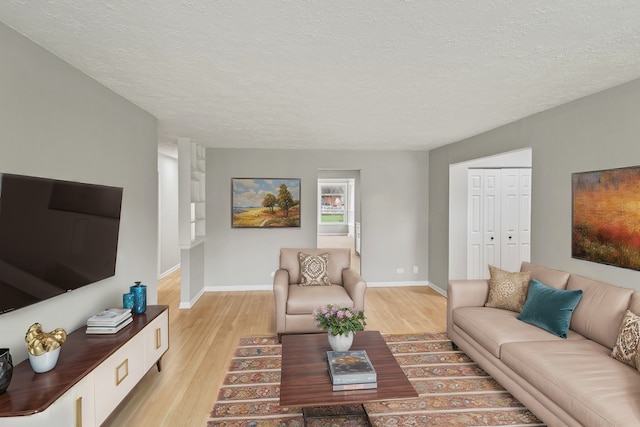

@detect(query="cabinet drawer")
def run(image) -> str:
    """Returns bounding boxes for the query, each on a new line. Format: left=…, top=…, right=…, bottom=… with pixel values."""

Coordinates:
left=145, top=309, right=169, bottom=369
left=74, top=373, right=96, bottom=427
left=93, top=335, right=145, bottom=425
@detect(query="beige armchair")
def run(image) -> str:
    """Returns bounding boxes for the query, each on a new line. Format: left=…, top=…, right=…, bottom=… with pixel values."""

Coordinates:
left=273, top=247, right=367, bottom=340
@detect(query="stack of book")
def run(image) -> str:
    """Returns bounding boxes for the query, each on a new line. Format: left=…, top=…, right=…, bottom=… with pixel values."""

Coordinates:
left=86, top=308, right=133, bottom=334
left=327, top=350, right=377, bottom=391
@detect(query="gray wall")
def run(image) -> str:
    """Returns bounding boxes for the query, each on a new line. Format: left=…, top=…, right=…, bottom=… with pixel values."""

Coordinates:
left=158, top=153, right=180, bottom=276
left=429, top=78, right=640, bottom=291
left=206, top=148, right=429, bottom=288
left=0, top=22, right=158, bottom=362
left=181, top=242, right=205, bottom=304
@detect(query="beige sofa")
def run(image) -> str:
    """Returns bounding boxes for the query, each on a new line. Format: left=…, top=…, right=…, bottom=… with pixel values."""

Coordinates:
left=273, top=248, right=367, bottom=338
left=447, top=262, right=640, bottom=427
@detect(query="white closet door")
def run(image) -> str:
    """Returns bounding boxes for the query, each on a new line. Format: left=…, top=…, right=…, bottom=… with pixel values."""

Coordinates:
left=501, top=169, right=521, bottom=272
left=483, top=170, right=501, bottom=271
left=499, top=168, right=532, bottom=272
left=467, top=171, right=484, bottom=279
left=467, top=169, right=501, bottom=279
left=467, top=168, right=531, bottom=279
left=518, top=169, right=532, bottom=268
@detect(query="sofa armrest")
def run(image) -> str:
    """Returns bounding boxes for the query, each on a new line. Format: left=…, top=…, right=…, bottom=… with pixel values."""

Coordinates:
left=273, top=269, right=290, bottom=333
left=447, top=279, right=489, bottom=337
left=342, top=268, right=367, bottom=311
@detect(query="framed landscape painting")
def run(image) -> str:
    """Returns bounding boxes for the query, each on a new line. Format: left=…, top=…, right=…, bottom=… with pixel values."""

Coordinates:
left=572, top=166, right=640, bottom=271
left=232, top=178, right=301, bottom=228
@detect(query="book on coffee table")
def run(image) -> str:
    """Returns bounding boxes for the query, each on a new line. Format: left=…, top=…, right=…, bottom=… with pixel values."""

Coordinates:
left=331, top=381, right=378, bottom=391
left=327, top=350, right=377, bottom=385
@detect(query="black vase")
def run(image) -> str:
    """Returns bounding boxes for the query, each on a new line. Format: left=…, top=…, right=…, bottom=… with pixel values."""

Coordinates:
left=0, top=348, right=12, bottom=394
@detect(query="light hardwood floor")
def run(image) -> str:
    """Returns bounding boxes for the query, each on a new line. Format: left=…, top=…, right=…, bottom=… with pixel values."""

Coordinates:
left=104, top=270, right=447, bottom=426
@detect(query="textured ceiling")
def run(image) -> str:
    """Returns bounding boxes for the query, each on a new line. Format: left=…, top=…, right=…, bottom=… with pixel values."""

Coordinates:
left=1, top=1, right=640, bottom=154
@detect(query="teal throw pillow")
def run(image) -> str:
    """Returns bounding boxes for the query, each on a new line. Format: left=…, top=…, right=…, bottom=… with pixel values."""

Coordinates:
left=517, top=279, right=583, bottom=339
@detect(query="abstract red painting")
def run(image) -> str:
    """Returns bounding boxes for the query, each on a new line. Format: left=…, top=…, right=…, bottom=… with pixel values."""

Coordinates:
left=572, top=167, right=640, bottom=271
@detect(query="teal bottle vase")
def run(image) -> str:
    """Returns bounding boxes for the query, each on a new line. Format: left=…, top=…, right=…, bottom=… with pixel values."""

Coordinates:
left=130, top=282, right=147, bottom=314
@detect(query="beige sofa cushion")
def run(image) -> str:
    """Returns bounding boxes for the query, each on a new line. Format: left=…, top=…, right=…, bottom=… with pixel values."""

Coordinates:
left=628, top=291, right=640, bottom=314
left=520, top=262, right=570, bottom=289
left=453, top=306, right=585, bottom=358
left=286, top=284, right=353, bottom=315
left=568, top=274, right=633, bottom=349
left=502, top=339, right=640, bottom=427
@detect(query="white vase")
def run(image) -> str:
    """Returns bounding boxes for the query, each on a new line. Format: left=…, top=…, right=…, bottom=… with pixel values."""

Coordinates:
left=28, top=347, right=61, bottom=373
left=328, top=331, right=354, bottom=352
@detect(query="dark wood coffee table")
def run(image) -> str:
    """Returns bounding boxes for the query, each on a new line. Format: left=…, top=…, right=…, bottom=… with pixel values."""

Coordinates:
left=280, top=331, right=417, bottom=425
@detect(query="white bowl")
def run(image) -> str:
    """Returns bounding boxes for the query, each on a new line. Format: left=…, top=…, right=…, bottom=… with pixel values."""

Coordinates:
left=28, top=347, right=61, bottom=373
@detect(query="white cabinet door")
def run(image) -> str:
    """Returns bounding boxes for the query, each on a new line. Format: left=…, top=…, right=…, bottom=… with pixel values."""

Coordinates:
left=93, top=334, right=145, bottom=425
left=75, top=373, right=96, bottom=427
left=144, top=309, right=169, bottom=371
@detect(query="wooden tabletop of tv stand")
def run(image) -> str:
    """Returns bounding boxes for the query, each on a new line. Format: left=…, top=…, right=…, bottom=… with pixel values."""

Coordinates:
left=0, top=305, right=168, bottom=417
left=279, top=331, right=418, bottom=407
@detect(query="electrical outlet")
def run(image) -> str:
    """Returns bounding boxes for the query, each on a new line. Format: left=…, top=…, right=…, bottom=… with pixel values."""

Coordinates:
left=270, top=271, right=275, bottom=277
left=396, top=268, right=404, bottom=274
left=413, top=266, right=419, bottom=274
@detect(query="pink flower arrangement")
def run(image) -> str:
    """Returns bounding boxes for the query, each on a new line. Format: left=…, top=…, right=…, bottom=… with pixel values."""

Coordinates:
left=312, top=304, right=366, bottom=336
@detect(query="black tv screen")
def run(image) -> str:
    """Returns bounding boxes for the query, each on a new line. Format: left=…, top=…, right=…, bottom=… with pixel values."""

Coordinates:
left=0, top=173, right=123, bottom=314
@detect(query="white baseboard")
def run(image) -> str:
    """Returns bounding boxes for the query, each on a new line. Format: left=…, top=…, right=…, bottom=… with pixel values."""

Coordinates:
left=428, top=282, right=448, bottom=297
left=204, top=284, right=273, bottom=292
left=159, top=263, right=180, bottom=279
left=203, top=281, right=439, bottom=292
left=368, top=281, right=447, bottom=297
left=178, top=282, right=448, bottom=307
left=178, top=287, right=205, bottom=309
left=366, top=281, right=430, bottom=288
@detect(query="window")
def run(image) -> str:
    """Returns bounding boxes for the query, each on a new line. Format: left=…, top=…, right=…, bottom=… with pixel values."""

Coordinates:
left=319, top=183, right=347, bottom=224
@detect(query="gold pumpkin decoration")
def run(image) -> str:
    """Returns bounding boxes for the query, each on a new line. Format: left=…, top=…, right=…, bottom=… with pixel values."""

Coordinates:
left=25, top=323, right=67, bottom=356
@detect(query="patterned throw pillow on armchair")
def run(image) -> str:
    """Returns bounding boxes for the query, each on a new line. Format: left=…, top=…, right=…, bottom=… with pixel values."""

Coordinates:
left=298, top=252, right=332, bottom=286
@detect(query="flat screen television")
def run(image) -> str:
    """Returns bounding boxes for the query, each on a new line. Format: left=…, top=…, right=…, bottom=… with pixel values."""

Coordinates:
left=0, top=173, right=123, bottom=314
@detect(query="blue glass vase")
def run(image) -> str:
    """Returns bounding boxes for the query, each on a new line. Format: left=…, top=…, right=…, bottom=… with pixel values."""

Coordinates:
left=130, top=282, right=147, bottom=314
left=123, top=292, right=135, bottom=311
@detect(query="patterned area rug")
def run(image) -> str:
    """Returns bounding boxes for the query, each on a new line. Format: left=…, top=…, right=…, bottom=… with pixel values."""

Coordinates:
left=207, top=333, right=545, bottom=426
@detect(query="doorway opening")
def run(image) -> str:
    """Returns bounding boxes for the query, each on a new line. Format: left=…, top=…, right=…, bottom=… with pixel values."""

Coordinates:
left=317, top=171, right=361, bottom=274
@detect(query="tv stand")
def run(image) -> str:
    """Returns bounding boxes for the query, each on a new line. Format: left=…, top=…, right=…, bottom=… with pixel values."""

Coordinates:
left=0, top=305, right=169, bottom=426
